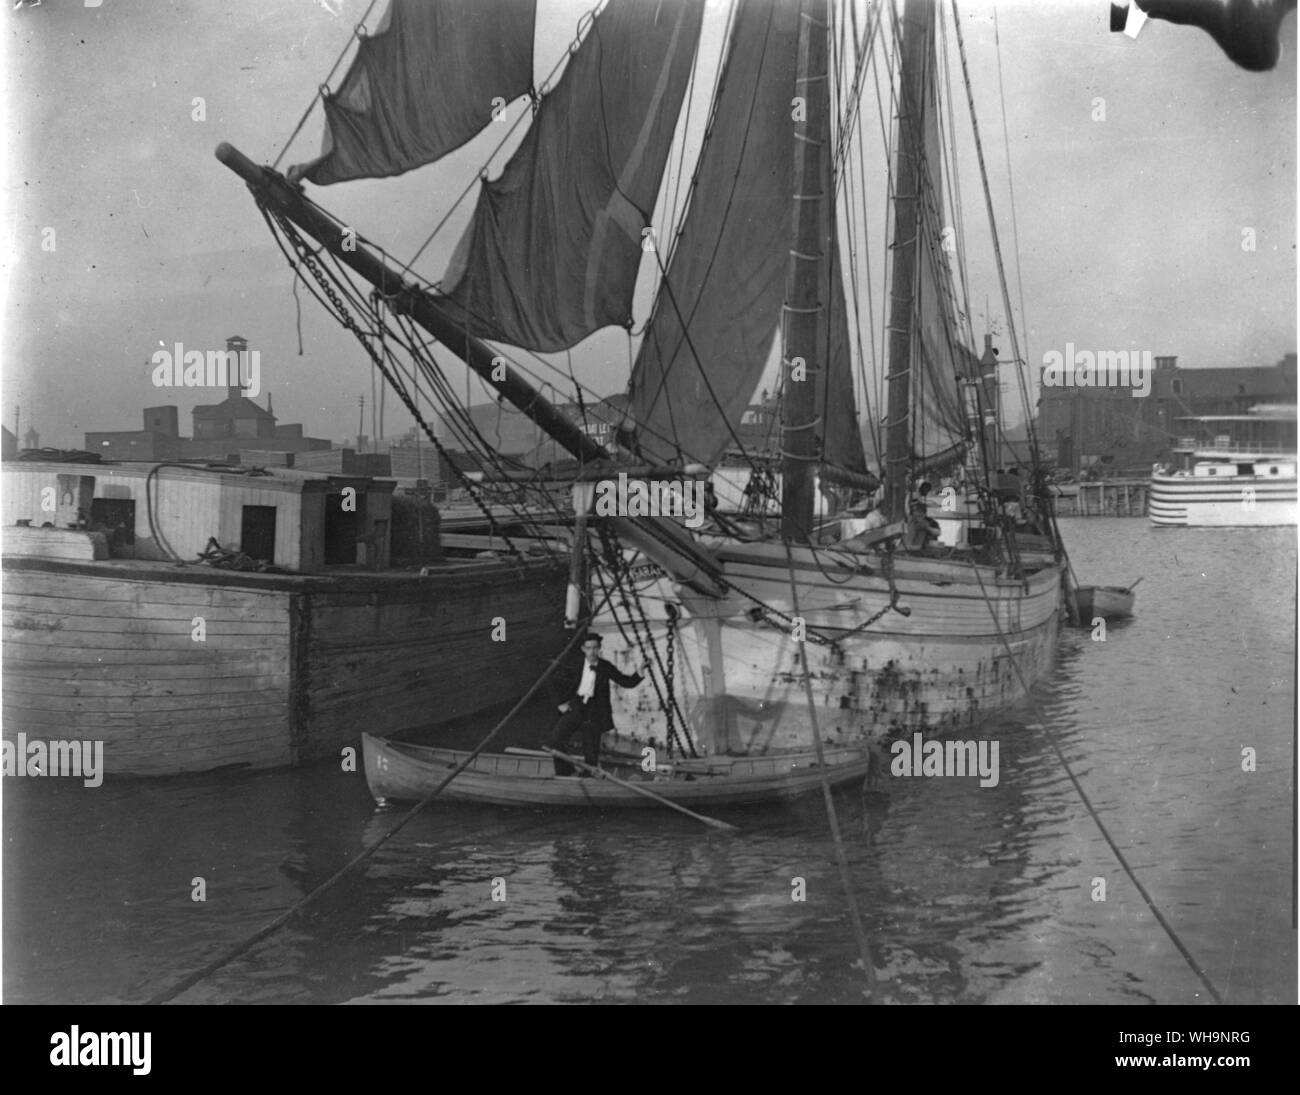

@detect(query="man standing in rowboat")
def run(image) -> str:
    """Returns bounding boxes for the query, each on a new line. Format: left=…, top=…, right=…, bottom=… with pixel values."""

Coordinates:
left=550, top=633, right=647, bottom=776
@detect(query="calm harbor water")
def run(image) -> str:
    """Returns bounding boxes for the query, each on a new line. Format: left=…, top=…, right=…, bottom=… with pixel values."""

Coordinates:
left=3, top=519, right=1295, bottom=1005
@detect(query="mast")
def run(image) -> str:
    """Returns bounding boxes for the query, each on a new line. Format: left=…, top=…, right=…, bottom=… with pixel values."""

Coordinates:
left=780, top=0, right=831, bottom=541
left=882, top=0, right=935, bottom=523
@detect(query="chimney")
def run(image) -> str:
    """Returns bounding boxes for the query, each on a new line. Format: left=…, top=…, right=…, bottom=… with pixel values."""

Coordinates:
left=980, top=334, right=1001, bottom=427
left=225, top=335, right=249, bottom=400
left=143, top=405, right=179, bottom=437
left=980, top=333, right=998, bottom=369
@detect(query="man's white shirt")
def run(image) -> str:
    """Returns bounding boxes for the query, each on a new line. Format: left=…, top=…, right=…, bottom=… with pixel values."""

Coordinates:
left=577, top=661, right=598, bottom=704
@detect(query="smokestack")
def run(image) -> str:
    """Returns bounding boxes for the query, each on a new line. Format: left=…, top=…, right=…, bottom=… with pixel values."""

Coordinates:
left=225, top=335, right=248, bottom=399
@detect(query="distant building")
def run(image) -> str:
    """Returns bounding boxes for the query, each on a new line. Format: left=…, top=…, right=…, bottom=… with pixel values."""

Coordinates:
left=1037, top=352, right=1297, bottom=475
left=1, top=427, right=16, bottom=461
left=85, top=335, right=334, bottom=463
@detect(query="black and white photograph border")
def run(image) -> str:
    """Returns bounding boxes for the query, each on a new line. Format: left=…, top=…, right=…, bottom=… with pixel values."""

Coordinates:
left=1, top=0, right=1295, bottom=1029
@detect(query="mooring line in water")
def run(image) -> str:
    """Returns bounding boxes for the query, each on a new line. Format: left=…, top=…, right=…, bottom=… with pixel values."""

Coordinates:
left=783, top=539, right=879, bottom=996
left=539, top=747, right=739, bottom=833
left=969, top=561, right=1225, bottom=1004
left=144, top=609, right=606, bottom=1005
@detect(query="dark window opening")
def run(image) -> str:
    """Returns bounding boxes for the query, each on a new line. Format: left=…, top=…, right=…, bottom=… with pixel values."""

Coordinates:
left=1236, top=464, right=1253, bottom=476
left=241, top=505, right=277, bottom=563
left=324, top=493, right=363, bottom=565
left=89, top=498, right=136, bottom=557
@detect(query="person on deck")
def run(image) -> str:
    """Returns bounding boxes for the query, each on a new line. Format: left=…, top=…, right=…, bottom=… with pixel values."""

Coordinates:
left=549, top=633, right=647, bottom=775
left=903, top=499, right=940, bottom=551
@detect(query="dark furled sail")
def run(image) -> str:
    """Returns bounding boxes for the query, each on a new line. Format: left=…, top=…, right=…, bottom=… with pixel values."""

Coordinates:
left=292, top=0, right=537, bottom=185
left=910, top=6, right=968, bottom=470
left=440, top=0, right=705, bottom=353
left=627, top=0, right=801, bottom=466
left=821, top=238, right=869, bottom=476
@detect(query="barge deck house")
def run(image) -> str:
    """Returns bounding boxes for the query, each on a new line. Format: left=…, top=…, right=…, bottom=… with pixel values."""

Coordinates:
left=2, top=460, right=568, bottom=776
left=1149, top=404, right=1298, bottom=527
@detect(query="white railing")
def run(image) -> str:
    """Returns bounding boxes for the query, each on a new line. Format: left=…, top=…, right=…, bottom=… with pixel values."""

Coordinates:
left=1174, top=438, right=1293, bottom=455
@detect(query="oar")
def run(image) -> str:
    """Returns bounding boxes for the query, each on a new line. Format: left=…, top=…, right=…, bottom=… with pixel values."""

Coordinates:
left=539, top=747, right=739, bottom=833
left=1125, top=576, right=1144, bottom=592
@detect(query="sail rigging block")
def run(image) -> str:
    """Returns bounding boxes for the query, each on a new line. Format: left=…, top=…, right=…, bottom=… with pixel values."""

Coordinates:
left=293, top=0, right=537, bottom=185
left=627, top=0, right=803, bottom=467
left=440, top=0, right=706, bottom=353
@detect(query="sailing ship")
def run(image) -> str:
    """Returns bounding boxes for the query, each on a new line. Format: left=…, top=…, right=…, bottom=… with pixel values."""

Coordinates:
left=1149, top=404, right=1298, bottom=527
left=216, top=0, right=1071, bottom=791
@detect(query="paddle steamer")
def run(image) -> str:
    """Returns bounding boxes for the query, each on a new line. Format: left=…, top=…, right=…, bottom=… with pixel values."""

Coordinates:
left=1149, top=405, right=1297, bottom=527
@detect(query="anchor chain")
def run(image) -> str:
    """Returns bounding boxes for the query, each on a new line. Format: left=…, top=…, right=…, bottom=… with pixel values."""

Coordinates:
left=829, top=547, right=908, bottom=649
left=596, top=525, right=696, bottom=759
left=664, top=603, right=679, bottom=757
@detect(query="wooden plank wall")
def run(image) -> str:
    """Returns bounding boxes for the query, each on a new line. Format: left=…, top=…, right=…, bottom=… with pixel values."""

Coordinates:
left=2, top=566, right=294, bottom=775
left=2, top=465, right=309, bottom=568
left=216, top=481, right=304, bottom=567
left=297, top=563, right=570, bottom=760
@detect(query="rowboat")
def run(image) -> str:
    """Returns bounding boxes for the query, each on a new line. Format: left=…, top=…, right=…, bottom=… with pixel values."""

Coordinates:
left=362, top=733, right=874, bottom=809
left=1073, top=584, right=1137, bottom=621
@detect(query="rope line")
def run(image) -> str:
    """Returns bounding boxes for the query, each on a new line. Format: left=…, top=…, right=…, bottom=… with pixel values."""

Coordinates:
left=782, top=537, right=877, bottom=993
left=968, top=564, right=1226, bottom=1005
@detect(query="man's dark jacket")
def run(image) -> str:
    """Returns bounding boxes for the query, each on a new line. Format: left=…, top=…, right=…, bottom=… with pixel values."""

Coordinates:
left=564, top=658, right=643, bottom=732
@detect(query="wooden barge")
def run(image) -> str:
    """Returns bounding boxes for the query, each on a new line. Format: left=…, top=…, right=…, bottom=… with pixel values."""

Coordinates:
left=2, top=461, right=569, bottom=776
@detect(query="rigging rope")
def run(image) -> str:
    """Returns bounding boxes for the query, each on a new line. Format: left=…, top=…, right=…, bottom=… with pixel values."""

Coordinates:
left=966, top=562, right=1226, bottom=1005
left=782, top=537, right=878, bottom=994
left=992, top=7, right=1035, bottom=430
left=595, top=523, right=696, bottom=757
left=261, top=203, right=534, bottom=565
left=271, top=0, right=382, bottom=171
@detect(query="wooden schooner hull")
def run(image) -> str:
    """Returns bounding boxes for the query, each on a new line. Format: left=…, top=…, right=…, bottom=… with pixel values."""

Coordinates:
left=602, top=544, right=1065, bottom=755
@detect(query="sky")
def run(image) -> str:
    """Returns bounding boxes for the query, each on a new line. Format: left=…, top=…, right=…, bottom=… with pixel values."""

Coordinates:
left=1, top=0, right=1295, bottom=451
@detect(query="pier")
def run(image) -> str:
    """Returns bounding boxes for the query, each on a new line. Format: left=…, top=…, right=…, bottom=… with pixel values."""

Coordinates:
left=1053, top=479, right=1149, bottom=517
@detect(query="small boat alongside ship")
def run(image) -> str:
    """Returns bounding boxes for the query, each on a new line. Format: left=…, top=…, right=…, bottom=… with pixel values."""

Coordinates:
left=362, top=732, right=873, bottom=808
left=1149, top=405, right=1297, bottom=527
left=1073, top=583, right=1137, bottom=621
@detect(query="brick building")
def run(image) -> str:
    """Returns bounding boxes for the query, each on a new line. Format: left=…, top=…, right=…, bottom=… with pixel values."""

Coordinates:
left=1037, top=352, right=1297, bottom=475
